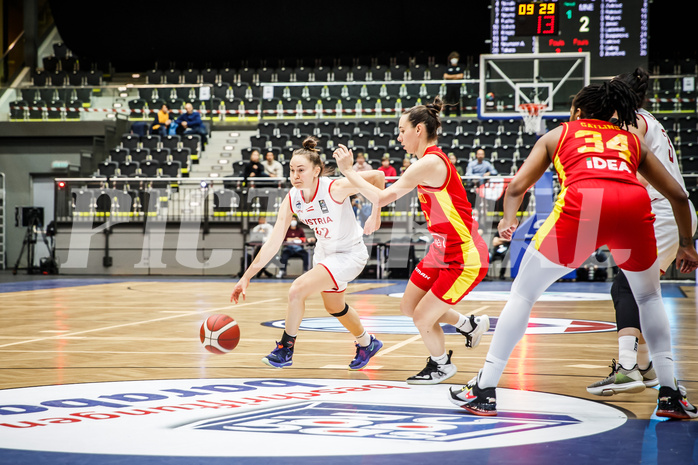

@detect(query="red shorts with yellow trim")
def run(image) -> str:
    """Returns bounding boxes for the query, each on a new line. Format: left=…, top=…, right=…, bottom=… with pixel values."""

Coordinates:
left=533, top=179, right=656, bottom=272
left=410, top=237, right=489, bottom=305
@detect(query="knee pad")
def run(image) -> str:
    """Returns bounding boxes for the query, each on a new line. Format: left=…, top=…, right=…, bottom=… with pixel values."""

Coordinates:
left=330, top=303, right=349, bottom=318
left=612, top=271, right=641, bottom=331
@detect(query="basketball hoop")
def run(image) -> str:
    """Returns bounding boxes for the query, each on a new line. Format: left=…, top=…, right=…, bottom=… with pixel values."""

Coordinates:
left=518, top=103, right=547, bottom=134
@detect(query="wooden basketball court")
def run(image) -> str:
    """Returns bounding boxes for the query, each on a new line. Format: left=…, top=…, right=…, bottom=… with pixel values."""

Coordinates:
left=0, top=274, right=696, bottom=464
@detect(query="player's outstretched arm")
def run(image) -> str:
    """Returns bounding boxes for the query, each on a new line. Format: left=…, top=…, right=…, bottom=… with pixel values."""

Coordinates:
left=231, top=195, right=294, bottom=303
left=333, top=144, right=429, bottom=208
left=330, top=168, right=386, bottom=203
left=498, top=134, right=554, bottom=239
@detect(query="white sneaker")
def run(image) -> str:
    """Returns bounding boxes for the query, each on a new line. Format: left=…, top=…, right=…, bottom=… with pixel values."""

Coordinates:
left=406, top=350, right=457, bottom=385
left=456, top=315, right=490, bottom=349
left=586, top=359, right=645, bottom=396
left=639, top=362, right=659, bottom=387
left=275, top=270, right=285, bottom=279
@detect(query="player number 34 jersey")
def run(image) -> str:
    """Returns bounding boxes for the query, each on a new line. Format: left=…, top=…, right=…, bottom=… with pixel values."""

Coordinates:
left=553, top=119, right=643, bottom=188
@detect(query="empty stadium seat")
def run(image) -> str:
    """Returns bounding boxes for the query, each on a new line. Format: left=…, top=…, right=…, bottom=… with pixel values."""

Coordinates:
left=97, top=161, right=119, bottom=177
left=119, top=161, right=140, bottom=176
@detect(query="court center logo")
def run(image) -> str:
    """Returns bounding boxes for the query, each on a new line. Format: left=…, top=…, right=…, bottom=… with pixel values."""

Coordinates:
left=262, top=316, right=617, bottom=335
left=0, top=379, right=626, bottom=457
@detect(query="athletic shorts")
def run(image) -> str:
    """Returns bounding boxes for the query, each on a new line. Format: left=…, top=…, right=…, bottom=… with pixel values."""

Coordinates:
left=409, top=237, right=489, bottom=305
left=651, top=199, right=697, bottom=273
left=533, top=179, right=657, bottom=272
left=313, top=243, right=368, bottom=293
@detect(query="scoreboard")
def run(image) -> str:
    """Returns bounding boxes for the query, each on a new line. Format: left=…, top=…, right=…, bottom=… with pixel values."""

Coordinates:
left=491, top=0, right=648, bottom=75
left=514, top=2, right=559, bottom=36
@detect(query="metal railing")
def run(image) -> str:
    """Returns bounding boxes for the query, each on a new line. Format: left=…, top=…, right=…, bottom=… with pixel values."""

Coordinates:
left=53, top=175, right=531, bottom=230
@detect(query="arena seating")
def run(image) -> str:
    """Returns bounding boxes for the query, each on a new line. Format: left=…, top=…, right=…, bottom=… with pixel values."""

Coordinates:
left=97, top=132, right=195, bottom=179
left=9, top=41, right=698, bottom=182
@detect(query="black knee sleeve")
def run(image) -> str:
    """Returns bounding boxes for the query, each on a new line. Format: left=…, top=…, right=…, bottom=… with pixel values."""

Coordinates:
left=611, top=270, right=642, bottom=331
left=330, top=303, right=349, bottom=318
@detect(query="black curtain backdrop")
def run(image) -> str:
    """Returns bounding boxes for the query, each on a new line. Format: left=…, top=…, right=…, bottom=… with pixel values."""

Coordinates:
left=48, top=0, right=491, bottom=71
left=47, top=1, right=694, bottom=73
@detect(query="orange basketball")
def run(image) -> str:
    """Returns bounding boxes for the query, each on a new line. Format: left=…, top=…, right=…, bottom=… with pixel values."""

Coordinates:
left=200, top=314, right=240, bottom=354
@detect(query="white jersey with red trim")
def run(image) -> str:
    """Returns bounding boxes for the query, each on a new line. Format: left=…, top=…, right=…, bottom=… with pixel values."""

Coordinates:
left=289, top=176, right=364, bottom=254
left=639, top=108, right=687, bottom=206
left=638, top=108, right=696, bottom=272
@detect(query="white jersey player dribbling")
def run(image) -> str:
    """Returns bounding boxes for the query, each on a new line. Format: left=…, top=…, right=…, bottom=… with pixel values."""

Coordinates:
left=231, top=136, right=385, bottom=371
left=289, top=176, right=369, bottom=292
left=639, top=108, right=697, bottom=271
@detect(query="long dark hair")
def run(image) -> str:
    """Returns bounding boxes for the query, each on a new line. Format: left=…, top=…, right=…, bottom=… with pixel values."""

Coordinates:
left=614, top=67, right=650, bottom=109
left=292, top=136, right=334, bottom=176
left=572, top=80, right=639, bottom=129
left=403, top=96, right=443, bottom=140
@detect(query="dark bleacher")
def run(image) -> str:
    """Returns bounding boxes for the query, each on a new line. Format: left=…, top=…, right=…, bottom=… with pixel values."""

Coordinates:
left=96, top=133, right=194, bottom=178
left=244, top=115, right=531, bottom=168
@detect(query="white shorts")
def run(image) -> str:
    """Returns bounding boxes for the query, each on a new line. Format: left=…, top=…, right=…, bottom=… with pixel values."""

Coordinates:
left=652, top=199, right=697, bottom=272
left=313, top=243, right=369, bottom=292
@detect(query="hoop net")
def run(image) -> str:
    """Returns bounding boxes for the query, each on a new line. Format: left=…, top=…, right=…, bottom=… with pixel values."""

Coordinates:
left=518, top=103, right=547, bottom=134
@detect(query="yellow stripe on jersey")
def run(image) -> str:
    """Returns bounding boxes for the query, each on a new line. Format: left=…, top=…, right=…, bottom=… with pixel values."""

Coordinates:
left=532, top=184, right=567, bottom=250
left=433, top=189, right=471, bottom=243
left=553, top=123, right=570, bottom=185
left=532, top=123, right=570, bottom=250
left=432, top=190, right=482, bottom=303
left=443, top=246, right=483, bottom=303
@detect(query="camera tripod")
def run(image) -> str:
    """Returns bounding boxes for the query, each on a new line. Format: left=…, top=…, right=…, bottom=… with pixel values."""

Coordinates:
left=12, top=216, right=54, bottom=275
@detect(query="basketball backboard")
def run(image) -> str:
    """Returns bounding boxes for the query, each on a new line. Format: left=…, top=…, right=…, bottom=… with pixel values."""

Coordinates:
left=479, top=52, right=591, bottom=120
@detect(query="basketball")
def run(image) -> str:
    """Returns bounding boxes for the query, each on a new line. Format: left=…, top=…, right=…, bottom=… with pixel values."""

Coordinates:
left=200, top=314, right=240, bottom=354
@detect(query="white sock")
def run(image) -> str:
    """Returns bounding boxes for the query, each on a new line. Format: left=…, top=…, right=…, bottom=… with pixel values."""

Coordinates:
left=637, top=342, right=651, bottom=371
left=455, top=313, right=473, bottom=332
left=356, top=331, right=371, bottom=347
left=623, top=263, right=676, bottom=388
left=431, top=352, right=449, bottom=365
left=652, top=352, right=678, bottom=389
left=479, top=354, right=508, bottom=388
left=618, top=336, right=638, bottom=370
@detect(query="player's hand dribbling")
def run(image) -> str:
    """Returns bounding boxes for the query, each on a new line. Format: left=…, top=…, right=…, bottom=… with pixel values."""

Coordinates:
left=230, top=279, right=248, bottom=304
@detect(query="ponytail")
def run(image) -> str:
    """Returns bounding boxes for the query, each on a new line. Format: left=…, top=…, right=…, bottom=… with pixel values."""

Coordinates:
left=292, top=136, right=335, bottom=176
left=614, top=67, right=650, bottom=109
left=403, top=96, right=443, bottom=140
left=572, top=80, right=639, bottom=129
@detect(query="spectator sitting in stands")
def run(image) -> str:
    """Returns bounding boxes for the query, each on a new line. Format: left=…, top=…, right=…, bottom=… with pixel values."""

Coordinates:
left=175, top=103, right=208, bottom=146
left=243, top=149, right=269, bottom=179
left=352, top=196, right=361, bottom=218
left=251, top=217, right=275, bottom=278
left=449, top=153, right=464, bottom=177
left=377, top=154, right=397, bottom=184
left=353, top=152, right=373, bottom=172
left=489, top=231, right=510, bottom=280
left=466, top=148, right=498, bottom=177
left=263, top=150, right=284, bottom=179
left=276, top=216, right=314, bottom=278
left=151, top=103, right=174, bottom=137
left=400, top=157, right=412, bottom=175
left=357, top=194, right=373, bottom=228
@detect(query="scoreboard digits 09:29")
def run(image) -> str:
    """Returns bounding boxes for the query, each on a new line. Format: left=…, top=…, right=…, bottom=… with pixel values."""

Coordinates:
left=515, top=2, right=558, bottom=35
